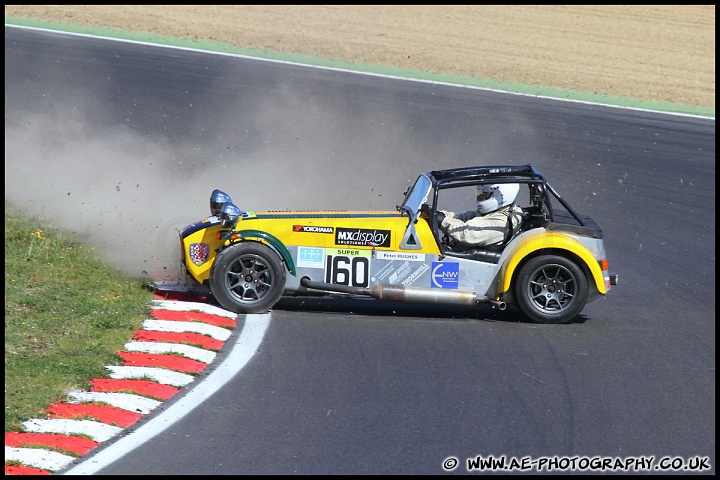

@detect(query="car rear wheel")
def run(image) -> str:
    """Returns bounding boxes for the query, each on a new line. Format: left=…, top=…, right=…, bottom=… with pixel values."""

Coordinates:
left=209, top=242, right=286, bottom=314
left=514, top=254, right=589, bottom=324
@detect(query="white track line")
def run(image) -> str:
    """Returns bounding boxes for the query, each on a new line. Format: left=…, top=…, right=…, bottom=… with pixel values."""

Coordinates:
left=6, top=24, right=714, bottom=120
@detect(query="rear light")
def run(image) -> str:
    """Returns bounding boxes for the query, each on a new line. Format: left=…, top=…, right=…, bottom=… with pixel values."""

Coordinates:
left=600, top=258, right=613, bottom=291
left=599, top=258, right=609, bottom=271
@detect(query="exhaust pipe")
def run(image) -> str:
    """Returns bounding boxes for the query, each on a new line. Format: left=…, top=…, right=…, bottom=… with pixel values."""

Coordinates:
left=369, top=283, right=476, bottom=306
left=478, top=297, right=507, bottom=311
left=300, top=278, right=506, bottom=310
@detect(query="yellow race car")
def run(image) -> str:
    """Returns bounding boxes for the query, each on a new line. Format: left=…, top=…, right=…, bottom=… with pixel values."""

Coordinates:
left=179, top=165, right=617, bottom=324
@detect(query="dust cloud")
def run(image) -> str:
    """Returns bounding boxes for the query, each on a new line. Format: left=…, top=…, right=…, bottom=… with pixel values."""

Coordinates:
left=6, top=110, right=202, bottom=281
left=4, top=65, right=422, bottom=282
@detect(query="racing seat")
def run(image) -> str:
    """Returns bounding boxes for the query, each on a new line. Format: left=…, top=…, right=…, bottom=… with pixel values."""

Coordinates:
left=444, top=243, right=505, bottom=264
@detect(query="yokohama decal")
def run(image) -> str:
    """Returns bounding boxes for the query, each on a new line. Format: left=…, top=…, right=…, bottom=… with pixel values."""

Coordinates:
left=293, top=225, right=334, bottom=234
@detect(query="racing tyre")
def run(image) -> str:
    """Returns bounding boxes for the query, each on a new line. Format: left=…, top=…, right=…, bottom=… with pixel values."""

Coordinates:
left=209, top=242, right=286, bottom=314
left=514, top=254, right=589, bottom=324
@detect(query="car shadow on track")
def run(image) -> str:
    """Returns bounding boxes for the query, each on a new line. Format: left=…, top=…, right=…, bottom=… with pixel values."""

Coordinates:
left=273, top=295, right=589, bottom=325
left=163, top=284, right=589, bottom=325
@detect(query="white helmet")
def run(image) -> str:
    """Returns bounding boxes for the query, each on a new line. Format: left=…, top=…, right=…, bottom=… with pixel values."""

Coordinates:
left=476, top=183, right=520, bottom=214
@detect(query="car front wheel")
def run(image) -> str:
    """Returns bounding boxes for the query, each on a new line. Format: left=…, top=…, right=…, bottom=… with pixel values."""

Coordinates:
left=209, top=242, right=286, bottom=314
left=514, top=254, right=589, bottom=324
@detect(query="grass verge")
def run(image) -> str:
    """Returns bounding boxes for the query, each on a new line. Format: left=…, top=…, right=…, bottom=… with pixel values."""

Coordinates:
left=4, top=213, right=156, bottom=432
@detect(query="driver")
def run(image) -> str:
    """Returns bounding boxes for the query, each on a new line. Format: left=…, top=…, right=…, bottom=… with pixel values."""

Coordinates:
left=436, top=183, right=523, bottom=248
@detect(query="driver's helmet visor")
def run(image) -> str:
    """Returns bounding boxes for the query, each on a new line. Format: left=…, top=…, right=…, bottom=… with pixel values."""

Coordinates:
left=476, top=186, right=495, bottom=202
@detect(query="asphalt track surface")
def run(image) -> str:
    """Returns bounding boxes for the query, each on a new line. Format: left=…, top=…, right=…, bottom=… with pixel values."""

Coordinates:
left=4, top=26, right=715, bottom=475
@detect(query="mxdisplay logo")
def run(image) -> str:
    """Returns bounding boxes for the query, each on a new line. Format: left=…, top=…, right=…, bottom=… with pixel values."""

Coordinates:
left=293, top=225, right=333, bottom=234
left=335, top=228, right=391, bottom=247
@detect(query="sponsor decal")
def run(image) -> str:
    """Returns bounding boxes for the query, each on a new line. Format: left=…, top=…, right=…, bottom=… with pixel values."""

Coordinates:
left=293, top=225, right=334, bottom=234
left=376, top=251, right=423, bottom=261
left=327, top=248, right=371, bottom=258
left=336, top=228, right=391, bottom=247
left=181, top=216, right=220, bottom=237
left=372, top=261, right=395, bottom=283
left=388, top=261, right=411, bottom=284
left=431, top=262, right=459, bottom=289
left=189, top=243, right=210, bottom=266
left=325, top=250, right=371, bottom=287
left=297, top=247, right=325, bottom=268
left=402, top=263, right=431, bottom=286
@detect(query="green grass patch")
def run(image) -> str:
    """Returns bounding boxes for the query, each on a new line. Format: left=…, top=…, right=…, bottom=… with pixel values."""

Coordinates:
left=5, top=213, right=156, bottom=432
